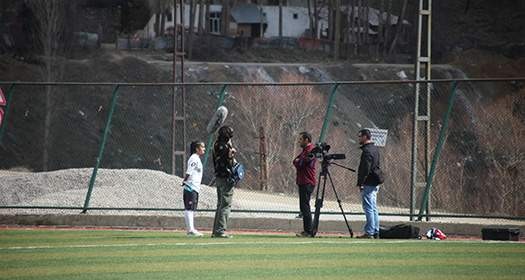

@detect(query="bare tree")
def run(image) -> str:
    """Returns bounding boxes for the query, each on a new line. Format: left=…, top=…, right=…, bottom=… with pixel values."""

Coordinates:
left=334, top=0, right=341, bottom=59
left=382, top=0, right=392, bottom=57
left=221, top=0, right=230, bottom=35
left=154, top=2, right=161, bottom=35
left=188, top=0, right=196, bottom=59
left=364, top=0, right=370, bottom=54
left=343, top=2, right=350, bottom=58
left=160, top=2, right=167, bottom=36
left=147, top=0, right=172, bottom=36
left=349, top=0, right=356, bottom=56
left=314, top=0, right=319, bottom=38
left=27, top=0, right=68, bottom=171
left=205, top=0, right=211, bottom=33
left=259, top=1, right=264, bottom=38
left=278, top=0, right=283, bottom=45
left=198, top=0, right=204, bottom=35
left=388, top=0, right=408, bottom=56
left=473, top=95, right=525, bottom=216
left=232, top=73, right=325, bottom=192
left=376, top=0, right=384, bottom=60
left=356, top=0, right=362, bottom=54
left=307, top=0, right=315, bottom=38
left=327, top=0, right=333, bottom=41
left=382, top=116, right=413, bottom=207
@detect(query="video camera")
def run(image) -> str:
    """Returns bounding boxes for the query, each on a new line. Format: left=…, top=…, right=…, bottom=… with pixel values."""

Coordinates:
left=309, top=142, right=346, bottom=161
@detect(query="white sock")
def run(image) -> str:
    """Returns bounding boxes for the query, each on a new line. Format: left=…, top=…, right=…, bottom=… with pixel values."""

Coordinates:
left=184, top=210, right=191, bottom=232
left=184, top=210, right=195, bottom=232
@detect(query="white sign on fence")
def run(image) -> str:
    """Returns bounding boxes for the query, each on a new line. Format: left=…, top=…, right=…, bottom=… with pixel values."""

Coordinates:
left=366, top=128, right=388, bottom=147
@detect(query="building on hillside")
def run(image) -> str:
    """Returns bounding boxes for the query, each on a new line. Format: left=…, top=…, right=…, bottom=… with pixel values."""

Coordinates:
left=141, top=3, right=409, bottom=42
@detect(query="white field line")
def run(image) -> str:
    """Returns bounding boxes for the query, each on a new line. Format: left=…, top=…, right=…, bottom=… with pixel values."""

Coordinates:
left=0, top=239, right=521, bottom=251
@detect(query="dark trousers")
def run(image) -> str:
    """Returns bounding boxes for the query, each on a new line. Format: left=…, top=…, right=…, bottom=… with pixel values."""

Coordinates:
left=298, top=184, right=314, bottom=234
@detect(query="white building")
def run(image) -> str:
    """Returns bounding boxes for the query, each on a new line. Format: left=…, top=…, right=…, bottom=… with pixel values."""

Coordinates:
left=142, top=4, right=312, bottom=39
left=261, top=6, right=311, bottom=38
left=142, top=4, right=221, bottom=39
left=141, top=4, right=408, bottom=40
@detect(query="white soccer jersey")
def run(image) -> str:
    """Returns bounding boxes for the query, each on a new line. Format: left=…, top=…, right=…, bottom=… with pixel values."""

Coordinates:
left=184, top=153, right=203, bottom=193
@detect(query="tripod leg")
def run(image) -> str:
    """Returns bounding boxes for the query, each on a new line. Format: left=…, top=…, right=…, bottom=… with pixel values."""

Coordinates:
left=311, top=174, right=326, bottom=237
left=326, top=171, right=354, bottom=237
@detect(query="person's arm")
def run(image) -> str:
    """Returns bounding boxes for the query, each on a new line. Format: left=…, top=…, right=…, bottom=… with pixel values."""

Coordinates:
left=183, top=157, right=196, bottom=185
left=294, top=146, right=315, bottom=168
left=228, top=147, right=236, bottom=159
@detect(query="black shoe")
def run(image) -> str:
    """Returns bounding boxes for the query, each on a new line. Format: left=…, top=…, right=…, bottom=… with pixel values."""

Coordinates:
left=373, top=233, right=380, bottom=239
left=296, top=231, right=312, bottom=237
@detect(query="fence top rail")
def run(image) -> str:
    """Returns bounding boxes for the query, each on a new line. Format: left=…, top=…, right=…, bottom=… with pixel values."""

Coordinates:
left=0, top=77, right=525, bottom=87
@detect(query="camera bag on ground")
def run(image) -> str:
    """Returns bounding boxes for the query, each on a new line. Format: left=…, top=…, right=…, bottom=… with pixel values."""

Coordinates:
left=379, top=224, right=420, bottom=239
left=482, top=228, right=520, bottom=241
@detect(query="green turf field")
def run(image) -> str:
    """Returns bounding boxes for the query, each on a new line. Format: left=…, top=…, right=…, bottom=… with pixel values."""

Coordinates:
left=1, top=229, right=524, bottom=280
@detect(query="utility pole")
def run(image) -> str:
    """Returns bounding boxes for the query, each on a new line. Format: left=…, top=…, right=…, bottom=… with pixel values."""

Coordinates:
left=172, top=0, right=187, bottom=177
left=410, top=0, right=432, bottom=221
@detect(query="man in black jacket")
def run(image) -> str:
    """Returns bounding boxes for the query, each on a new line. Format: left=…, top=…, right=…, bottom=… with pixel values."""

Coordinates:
left=212, top=126, right=237, bottom=238
left=356, top=129, right=384, bottom=239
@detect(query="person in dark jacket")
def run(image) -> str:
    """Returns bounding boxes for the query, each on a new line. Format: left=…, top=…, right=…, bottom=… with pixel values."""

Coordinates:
left=211, top=126, right=237, bottom=238
left=293, top=132, right=317, bottom=237
left=356, top=129, right=384, bottom=239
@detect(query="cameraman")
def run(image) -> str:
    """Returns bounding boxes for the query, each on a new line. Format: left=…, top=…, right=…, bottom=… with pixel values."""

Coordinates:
left=356, top=129, right=384, bottom=239
left=212, top=126, right=237, bottom=238
left=293, top=132, right=317, bottom=237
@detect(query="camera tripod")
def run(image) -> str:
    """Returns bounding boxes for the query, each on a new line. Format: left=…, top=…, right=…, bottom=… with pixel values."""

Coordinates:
left=311, top=159, right=355, bottom=237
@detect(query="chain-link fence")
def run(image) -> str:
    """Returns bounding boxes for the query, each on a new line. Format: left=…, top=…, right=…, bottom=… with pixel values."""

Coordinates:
left=0, top=79, right=524, bottom=220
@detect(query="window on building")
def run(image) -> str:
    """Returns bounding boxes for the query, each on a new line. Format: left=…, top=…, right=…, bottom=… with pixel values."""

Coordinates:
left=293, top=13, right=298, bottom=19
left=209, top=12, right=221, bottom=34
left=166, top=11, right=172, bottom=22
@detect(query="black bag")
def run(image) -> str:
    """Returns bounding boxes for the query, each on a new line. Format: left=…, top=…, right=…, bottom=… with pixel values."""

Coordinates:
left=482, top=228, right=520, bottom=241
left=379, top=224, right=420, bottom=239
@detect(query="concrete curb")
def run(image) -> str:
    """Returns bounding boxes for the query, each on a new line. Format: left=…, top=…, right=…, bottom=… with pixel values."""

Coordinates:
left=1, top=214, right=523, bottom=238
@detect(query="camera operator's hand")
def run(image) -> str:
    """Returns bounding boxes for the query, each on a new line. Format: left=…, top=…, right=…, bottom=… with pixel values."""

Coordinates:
left=229, top=148, right=236, bottom=158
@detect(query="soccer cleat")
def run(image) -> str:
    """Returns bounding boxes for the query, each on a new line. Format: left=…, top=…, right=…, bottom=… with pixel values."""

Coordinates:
left=187, top=231, right=203, bottom=237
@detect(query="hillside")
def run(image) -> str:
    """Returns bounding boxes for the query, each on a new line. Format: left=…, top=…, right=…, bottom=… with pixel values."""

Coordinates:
left=0, top=49, right=523, bottom=217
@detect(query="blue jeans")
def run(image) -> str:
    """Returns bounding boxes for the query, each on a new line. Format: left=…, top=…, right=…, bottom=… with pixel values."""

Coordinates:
left=361, top=185, right=380, bottom=236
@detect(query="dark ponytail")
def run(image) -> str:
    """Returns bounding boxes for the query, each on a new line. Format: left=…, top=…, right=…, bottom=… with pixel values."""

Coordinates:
left=189, top=141, right=204, bottom=156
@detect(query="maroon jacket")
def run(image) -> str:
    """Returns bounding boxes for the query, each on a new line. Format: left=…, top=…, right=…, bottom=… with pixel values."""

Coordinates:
left=293, top=143, right=317, bottom=186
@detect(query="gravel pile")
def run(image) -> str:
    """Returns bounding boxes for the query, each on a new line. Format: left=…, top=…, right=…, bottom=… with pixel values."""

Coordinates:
left=0, top=168, right=308, bottom=217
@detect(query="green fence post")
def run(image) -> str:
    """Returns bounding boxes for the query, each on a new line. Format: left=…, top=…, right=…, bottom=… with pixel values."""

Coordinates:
left=0, top=84, right=16, bottom=144
left=82, top=85, right=121, bottom=213
left=318, top=83, right=340, bottom=143
left=417, top=81, right=459, bottom=220
left=202, top=84, right=228, bottom=168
